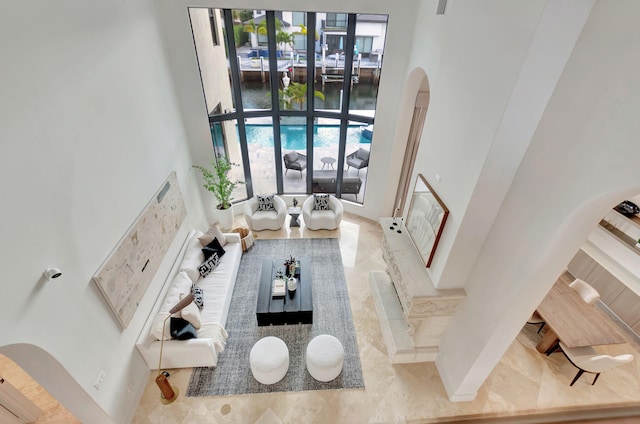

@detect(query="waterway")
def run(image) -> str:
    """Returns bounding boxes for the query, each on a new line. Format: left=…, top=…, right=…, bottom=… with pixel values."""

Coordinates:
left=239, top=80, right=379, bottom=111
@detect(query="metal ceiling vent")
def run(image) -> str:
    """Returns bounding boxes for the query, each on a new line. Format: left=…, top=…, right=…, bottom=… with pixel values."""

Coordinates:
left=437, top=0, right=447, bottom=15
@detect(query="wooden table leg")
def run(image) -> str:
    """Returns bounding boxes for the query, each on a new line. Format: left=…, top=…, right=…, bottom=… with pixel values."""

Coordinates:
left=536, top=328, right=559, bottom=353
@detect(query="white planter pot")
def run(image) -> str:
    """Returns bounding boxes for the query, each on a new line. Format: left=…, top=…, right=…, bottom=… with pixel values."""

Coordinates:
left=215, top=206, right=234, bottom=231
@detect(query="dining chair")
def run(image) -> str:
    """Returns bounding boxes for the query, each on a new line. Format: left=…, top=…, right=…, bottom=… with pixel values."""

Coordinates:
left=526, top=311, right=545, bottom=334
left=558, top=341, right=634, bottom=386
left=569, top=278, right=600, bottom=305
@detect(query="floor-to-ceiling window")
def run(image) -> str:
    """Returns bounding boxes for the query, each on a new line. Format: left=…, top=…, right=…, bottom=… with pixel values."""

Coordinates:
left=189, top=8, right=388, bottom=205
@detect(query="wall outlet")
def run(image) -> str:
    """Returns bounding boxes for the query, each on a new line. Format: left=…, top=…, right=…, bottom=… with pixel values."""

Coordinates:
left=94, top=370, right=106, bottom=390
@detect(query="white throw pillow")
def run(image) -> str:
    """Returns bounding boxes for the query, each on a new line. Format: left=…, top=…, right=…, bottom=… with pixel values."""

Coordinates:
left=179, top=293, right=201, bottom=329
left=198, top=224, right=227, bottom=247
left=170, top=271, right=194, bottom=295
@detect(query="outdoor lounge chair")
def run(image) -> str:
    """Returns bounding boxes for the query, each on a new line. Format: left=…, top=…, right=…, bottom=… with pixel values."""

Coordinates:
left=283, top=151, right=307, bottom=177
left=346, top=148, right=370, bottom=174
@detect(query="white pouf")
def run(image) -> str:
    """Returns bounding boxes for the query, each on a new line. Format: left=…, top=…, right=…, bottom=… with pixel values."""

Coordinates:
left=250, top=336, right=289, bottom=385
left=306, top=334, right=344, bottom=382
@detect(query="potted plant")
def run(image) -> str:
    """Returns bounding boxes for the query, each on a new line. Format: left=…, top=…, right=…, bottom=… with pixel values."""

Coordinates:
left=193, top=155, right=244, bottom=230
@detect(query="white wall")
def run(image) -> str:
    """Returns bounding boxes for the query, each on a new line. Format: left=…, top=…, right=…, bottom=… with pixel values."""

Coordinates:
left=0, top=1, right=207, bottom=422
left=405, top=0, right=551, bottom=287
left=355, top=21, right=387, bottom=52
left=0, top=0, right=416, bottom=422
left=435, top=0, right=640, bottom=400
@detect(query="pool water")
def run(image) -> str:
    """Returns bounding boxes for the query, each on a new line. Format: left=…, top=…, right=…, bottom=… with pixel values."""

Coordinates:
left=245, top=124, right=371, bottom=150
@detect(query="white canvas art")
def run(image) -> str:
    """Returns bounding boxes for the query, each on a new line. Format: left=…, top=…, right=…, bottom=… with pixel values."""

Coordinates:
left=93, top=172, right=187, bottom=328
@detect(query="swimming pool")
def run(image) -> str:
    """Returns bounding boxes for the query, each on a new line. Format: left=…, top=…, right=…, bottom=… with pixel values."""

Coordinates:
left=245, top=124, right=371, bottom=150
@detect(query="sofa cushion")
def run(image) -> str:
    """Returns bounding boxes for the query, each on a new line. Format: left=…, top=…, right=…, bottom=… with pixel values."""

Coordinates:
left=198, top=240, right=243, bottom=326
left=202, top=237, right=225, bottom=260
left=170, top=317, right=197, bottom=340
left=284, top=151, right=299, bottom=162
left=356, top=148, right=370, bottom=160
left=180, top=231, right=205, bottom=282
left=151, top=315, right=172, bottom=341
left=150, top=271, right=193, bottom=340
left=314, top=194, right=330, bottom=210
left=257, top=194, right=275, bottom=211
left=198, top=224, right=227, bottom=247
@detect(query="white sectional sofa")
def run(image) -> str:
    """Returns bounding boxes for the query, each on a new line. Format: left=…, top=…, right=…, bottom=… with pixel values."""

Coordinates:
left=136, top=226, right=242, bottom=370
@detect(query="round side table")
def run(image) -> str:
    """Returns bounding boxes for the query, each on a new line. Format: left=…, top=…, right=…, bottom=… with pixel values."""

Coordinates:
left=320, top=157, right=336, bottom=170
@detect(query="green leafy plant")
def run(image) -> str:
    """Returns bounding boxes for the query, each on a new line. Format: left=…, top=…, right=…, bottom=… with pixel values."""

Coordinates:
left=276, top=30, right=293, bottom=51
left=244, top=18, right=295, bottom=51
left=297, top=24, right=320, bottom=41
left=192, top=155, right=244, bottom=210
left=279, top=82, right=325, bottom=110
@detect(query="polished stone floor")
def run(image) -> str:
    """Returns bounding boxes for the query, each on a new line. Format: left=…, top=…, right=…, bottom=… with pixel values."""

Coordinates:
left=3, top=211, right=640, bottom=423
left=0, top=354, right=79, bottom=423
left=131, top=211, right=640, bottom=423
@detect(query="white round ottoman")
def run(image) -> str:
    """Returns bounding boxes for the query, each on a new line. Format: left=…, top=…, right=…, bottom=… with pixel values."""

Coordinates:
left=250, top=336, right=289, bottom=385
left=306, top=334, right=344, bottom=382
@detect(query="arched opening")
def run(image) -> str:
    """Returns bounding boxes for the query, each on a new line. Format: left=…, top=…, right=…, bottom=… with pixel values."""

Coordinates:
left=391, top=67, right=430, bottom=217
left=0, top=344, right=111, bottom=424
left=511, top=188, right=640, bottom=405
left=440, top=177, right=640, bottom=402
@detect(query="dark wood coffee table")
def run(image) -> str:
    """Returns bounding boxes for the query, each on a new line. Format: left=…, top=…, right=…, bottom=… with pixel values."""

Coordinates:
left=256, top=257, right=313, bottom=326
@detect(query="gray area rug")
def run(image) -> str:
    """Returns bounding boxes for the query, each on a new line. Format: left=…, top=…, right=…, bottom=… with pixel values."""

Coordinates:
left=186, top=238, right=365, bottom=396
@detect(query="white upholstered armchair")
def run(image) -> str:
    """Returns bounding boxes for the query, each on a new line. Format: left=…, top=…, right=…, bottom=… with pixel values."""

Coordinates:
left=244, top=195, right=287, bottom=231
left=302, top=195, right=343, bottom=230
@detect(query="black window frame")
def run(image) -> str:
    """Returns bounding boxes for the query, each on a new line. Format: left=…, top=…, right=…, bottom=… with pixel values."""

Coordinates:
left=205, top=9, right=381, bottom=202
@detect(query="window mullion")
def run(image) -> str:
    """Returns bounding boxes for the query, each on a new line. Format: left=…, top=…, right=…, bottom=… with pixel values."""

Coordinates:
left=266, top=11, right=284, bottom=194
left=335, top=13, right=357, bottom=198
left=223, top=9, right=253, bottom=198
left=306, top=12, right=316, bottom=194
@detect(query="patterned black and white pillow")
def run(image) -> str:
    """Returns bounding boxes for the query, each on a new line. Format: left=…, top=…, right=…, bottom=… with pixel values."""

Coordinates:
left=257, top=194, right=275, bottom=211
left=198, top=252, right=220, bottom=278
left=191, top=284, right=204, bottom=310
left=313, top=194, right=330, bottom=210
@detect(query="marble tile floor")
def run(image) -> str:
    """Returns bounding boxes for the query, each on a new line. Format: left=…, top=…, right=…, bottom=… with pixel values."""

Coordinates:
left=132, top=212, right=640, bottom=423
left=0, top=354, right=80, bottom=424
left=5, top=212, right=640, bottom=423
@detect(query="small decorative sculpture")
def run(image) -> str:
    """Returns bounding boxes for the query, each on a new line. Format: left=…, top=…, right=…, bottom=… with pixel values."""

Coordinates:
left=292, top=197, right=298, bottom=207
left=284, top=255, right=297, bottom=277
